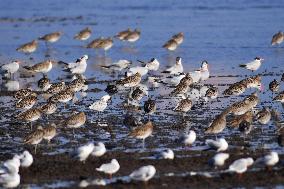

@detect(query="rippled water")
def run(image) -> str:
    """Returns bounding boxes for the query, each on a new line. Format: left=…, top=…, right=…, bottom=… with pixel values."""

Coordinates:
left=0, top=0, right=283, bottom=188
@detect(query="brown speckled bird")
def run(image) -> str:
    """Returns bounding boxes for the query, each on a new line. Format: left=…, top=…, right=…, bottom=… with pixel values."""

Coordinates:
left=229, top=111, right=253, bottom=128
left=43, top=124, right=57, bottom=144
left=24, top=126, right=44, bottom=153
left=115, top=28, right=131, bottom=40
left=65, top=112, right=86, bottom=137
left=16, top=40, right=38, bottom=53
left=16, top=92, right=37, bottom=110
left=39, top=31, right=62, bottom=43
left=16, top=108, right=42, bottom=129
left=269, top=79, right=280, bottom=93
left=172, top=32, right=184, bottom=45
left=74, top=27, right=92, bottom=41
left=271, top=31, right=284, bottom=46
left=129, top=121, right=153, bottom=148
left=205, top=113, right=227, bottom=134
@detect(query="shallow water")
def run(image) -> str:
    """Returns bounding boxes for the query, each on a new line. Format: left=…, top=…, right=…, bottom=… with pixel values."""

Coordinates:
left=0, top=0, right=283, bottom=188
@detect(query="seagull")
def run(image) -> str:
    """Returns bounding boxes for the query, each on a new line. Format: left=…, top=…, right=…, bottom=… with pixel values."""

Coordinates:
left=255, top=151, right=279, bottom=169
left=156, top=149, right=174, bottom=160
left=188, top=61, right=210, bottom=83
left=180, top=130, right=196, bottom=146
left=18, top=151, right=33, bottom=168
left=228, top=157, right=254, bottom=175
left=91, top=142, right=106, bottom=157
left=96, top=159, right=120, bottom=178
left=129, top=165, right=156, bottom=182
left=205, top=138, right=228, bottom=152
left=239, top=57, right=264, bottom=72
left=128, top=64, right=149, bottom=76
left=100, top=60, right=132, bottom=71
left=162, top=57, right=183, bottom=74
left=0, top=155, right=20, bottom=174
left=89, top=95, right=111, bottom=113
left=209, top=153, right=230, bottom=167
left=137, top=58, right=160, bottom=71
left=0, top=172, right=20, bottom=188
left=63, top=55, right=88, bottom=74
left=1, top=60, right=21, bottom=78
left=71, top=142, right=94, bottom=162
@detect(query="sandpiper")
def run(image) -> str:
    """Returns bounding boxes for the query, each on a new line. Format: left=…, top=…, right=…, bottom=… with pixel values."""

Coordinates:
left=137, top=58, right=160, bottom=71
left=23, top=60, right=54, bottom=75
left=229, top=111, right=253, bottom=128
left=116, top=72, right=142, bottom=88
left=273, top=91, right=284, bottom=103
left=49, top=89, right=74, bottom=106
left=46, top=81, right=65, bottom=94
left=38, top=75, right=51, bottom=91
left=172, top=32, right=184, bottom=45
left=205, top=86, right=218, bottom=100
left=66, top=74, right=86, bottom=92
left=271, top=31, right=284, bottom=46
left=123, top=29, right=141, bottom=43
left=129, top=121, right=153, bottom=148
left=16, top=40, right=38, bottom=53
left=39, top=31, right=62, bottom=43
left=239, top=75, right=262, bottom=89
left=105, top=84, right=118, bottom=95
left=96, top=159, right=120, bottom=179
left=96, top=37, right=113, bottom=51
left=16, top=108, right=41, bottom=129
left=115, top=28, right=131, bottom=40
left=16, top=92, right=37, bottom=110
left=23, top=126, right=44, bottom=153
left=205, top=113, right=227, bottom=134
left=170, top=73, right=193, bottom=96
left=143, top=98, right=156, bottom=119
left=227, top=92, right=259, bottom=115
left=163, top=38, right=178, bottom=51
left=14, top=88, right=33, bottom=100
left=74, top=27, right=92, bottom=41
left=86, top=37, right=104, bottom=48
left=1, top=60, right=22, bottom=78
left=223, top=82, right=246, bottom=96
left=40, top=101, right=57, bottom=118
left=162, top=57, right=183, bottom=74
left=269, top=79, right=280, bottom=93
left=130, top=87, right=146, bottom=101
left=43, top=123, right=56, bottom=144
left=173, top=98, right=192, bottom=113
left=239, top=57, right=264, bottom=72
left=65, top=112, right=86, bottom=136
left=255, top=107, right=271, bottom=125
left=129, top=165, right=156, bottom=183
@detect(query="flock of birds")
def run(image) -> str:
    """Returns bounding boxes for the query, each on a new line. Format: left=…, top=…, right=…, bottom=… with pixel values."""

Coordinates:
left=0, top=27, right=284, bottom=188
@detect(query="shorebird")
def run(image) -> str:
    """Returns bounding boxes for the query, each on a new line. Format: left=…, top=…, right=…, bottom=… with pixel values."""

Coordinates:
left=43, top=123, right=57, bottom=144
left=63, top=55, right=88, bottom=75
left=105, top=84, right=118, bottom=95
left=96, top=159, right=120, bottom=179
left=205, top=86, right=218, bottom=100
left=86, top=37, right=104, bottom=49
left=123, top=29, right=141, bottom=43
left=23, top=60, right=55, bottom=75
left=96, top=37, right=113, bottom=53
left=269, top=79, right=280, bottom=93
left=273, top=91, right=284, bottom=103
left=38, top=75, right=51, bottom=91
left=115, top=28, right=131, bottom=40
left=223, top=82, right=246, bottom=96
left=46, top=81, right=65, bottom=94
left=23, top=126, right=44, bottom=153
left=239, top=57, right=264, bottom=72
left=209, top=153, right=230, bottom=167
left=129, top=165, right=156, bottom=183
left=116, top=72, right=142, bottom=88
left=188, top=61, right=210, bottom=82
left=157, top=149, right=174, bottom=160
left=65, top=112, right=86, bottom=136
left=89, top=95, right=111, bottom=115
left=1, top=60, right=21, bottom=78
left=143, top=98, right=156, bottom=119
left=0, top=155, right=20, bottom=174
left=205, top=138, right=228, bottom=152
left=162, top=57, right=183, bottom=74
left=239, top=75, right=262, bottom=89
left=172, top=32, right=184, bottom=45
left=173, top=98, right=192, bottom=113
left=74, top=27, right=92, bottom=41
left=91, top=142, right=106, bottom=157
left=14, top=88, right=33, bottom=100
left=66, top=74, right=86, bottom=92
left=255, top=152, right=279, bottom=169
left=100, top=59, right=132, bottom=71
left=16, top=40, right=38, bottom=54
left=205, top=113, right=227, bottom=134
left=137, top=58, right=160, bottom=71
left=163, top=38, right=178, bottom=51
left=18, top=151, right=33, bottom=168
left=128, top=64, right=149, bottom=76
left=71, top=142, right=94, bottom=162
left=229, top=111, right=253, bottom=128
left=180, top=130, right=196, bottom=146
left=271, top=31, right=284, bottom=46
left=130, top=87, right=146, bottom=102
left=228, top=157, right=254, bottom=176
left=49, top=89, right=74, bottom=107
left=39, top=31, right=62, bottom=43
left=170, top=73, right=193, bottom=96
left=16, top=108, right=41, bottom=129
left=16, top=92, right=37, bottom=110
left=129, top=121, right=153, bottom=148
left=255, top=107, right=271, bottom=125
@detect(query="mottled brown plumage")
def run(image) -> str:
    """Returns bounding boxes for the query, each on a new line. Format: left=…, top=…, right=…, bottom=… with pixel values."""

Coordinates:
left=74, top=27, right=92, bottom=41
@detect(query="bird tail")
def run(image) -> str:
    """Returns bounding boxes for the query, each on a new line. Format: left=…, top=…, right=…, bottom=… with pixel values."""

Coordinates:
left=23, top=66, right=32, bottom=70
left=100, top=65, right=112, bottom=69
left=239, top=64, right=247, bottom=68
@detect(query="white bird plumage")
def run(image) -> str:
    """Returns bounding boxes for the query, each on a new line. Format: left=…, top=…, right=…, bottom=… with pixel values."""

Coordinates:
left=205, top=138, right=228, bottom=152
left=229, top=157, right=254, bottom=174
left=18, top=151, right=33, bottom=168
left=96, top=159, right=120, bottom=175
left=89, top=95, right=111, bottom=112
left=65, top=55, right=88, bottom=74
left=158, top=149, right=174, bottom=160
left=162, top=57, right=183, bottom=75
left=91, top=142, right=106, bottom=157
left=181, top=130, right=196, bottom=146
left=72, top=142, right=94, bottom=162
left=239, top=57, right=264, bottom=71
left=210, top=153, right=230, bottom=167
left=129, top=165, right=156, bottom=182
left=256, top=151, right=279, bottom=167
